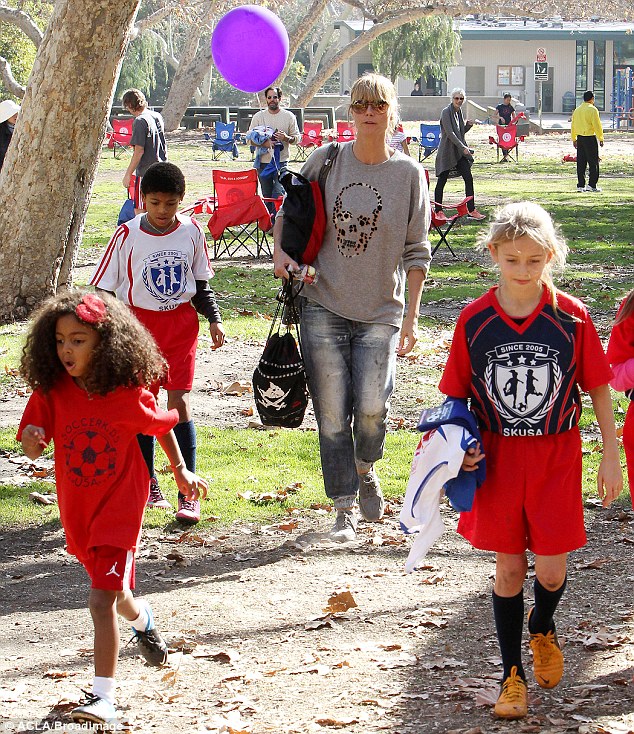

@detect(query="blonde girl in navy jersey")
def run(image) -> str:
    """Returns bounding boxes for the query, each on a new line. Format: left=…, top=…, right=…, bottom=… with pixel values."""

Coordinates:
left=439, top=202, right=622, bottom=719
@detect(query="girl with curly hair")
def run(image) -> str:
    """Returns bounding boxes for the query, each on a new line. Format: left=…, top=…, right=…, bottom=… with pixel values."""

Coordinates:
left=18, top=290, right=208, bottom=727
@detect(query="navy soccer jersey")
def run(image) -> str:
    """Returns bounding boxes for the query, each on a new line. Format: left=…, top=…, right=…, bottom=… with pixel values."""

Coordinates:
left=440, top=287, right=612, bottom=436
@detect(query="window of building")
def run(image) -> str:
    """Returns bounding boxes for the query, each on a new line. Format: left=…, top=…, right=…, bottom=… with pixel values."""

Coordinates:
left=575, top=41, right=588, bottom=106
left=593, top=41, right=605, bottom=110
left=466, top=67, right=485, bottom=95
left=614, top=38, right=634, bottom=66
left=497, top=65, right=525, bottom=86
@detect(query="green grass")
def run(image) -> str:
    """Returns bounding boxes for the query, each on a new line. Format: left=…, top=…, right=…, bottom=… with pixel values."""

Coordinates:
left=0, top=426, right=419, bottom=530
left=1, top=420, right=628, bottom=531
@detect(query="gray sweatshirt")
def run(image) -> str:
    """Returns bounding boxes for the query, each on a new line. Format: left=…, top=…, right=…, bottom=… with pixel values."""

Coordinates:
left=285, top=141, right=431, bottom=327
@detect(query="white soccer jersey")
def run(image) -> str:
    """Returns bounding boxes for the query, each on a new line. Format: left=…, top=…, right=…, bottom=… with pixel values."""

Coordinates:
left=90, top=214, right=213, bottom=311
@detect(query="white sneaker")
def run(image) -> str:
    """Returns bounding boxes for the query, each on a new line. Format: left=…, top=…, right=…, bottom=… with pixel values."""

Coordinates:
left=71, top=692, right=117, bottom=726
left=576, top=186, right=585, bottom=192
left=329, top=509, right=358, bottom=542
left=584, top=185, right=601, bottom=192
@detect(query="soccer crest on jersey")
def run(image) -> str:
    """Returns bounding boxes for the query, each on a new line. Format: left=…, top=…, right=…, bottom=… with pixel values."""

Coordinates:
left=484, top=341, right=563, bottom=433
left=142, top=250, right=190, bottom=305
left=466, top=302, right=580, bottom=436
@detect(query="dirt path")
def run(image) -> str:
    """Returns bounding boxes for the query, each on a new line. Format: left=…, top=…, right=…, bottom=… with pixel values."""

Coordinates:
left=1, top=498, right=633, bottom=733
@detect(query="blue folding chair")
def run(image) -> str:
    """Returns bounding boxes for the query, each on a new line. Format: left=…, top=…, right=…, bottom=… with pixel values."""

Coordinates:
left=205, top=121, right=239, bottom=160
left=417, top=123, right=441, bottom=162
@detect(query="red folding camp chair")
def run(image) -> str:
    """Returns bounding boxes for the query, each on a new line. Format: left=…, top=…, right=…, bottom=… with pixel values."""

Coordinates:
left=332, top=120, right=356, bottom=143
left=424, top=169, right=471, bottom=258
left=206, top=169, right=274, bottom=259
left=295, top=121, right=323, bottom=161
left=488, top=113, right=526, bottom=163
left=105, top=118, right=134, bottom=158
left=430, top=199, right=473, bottom=258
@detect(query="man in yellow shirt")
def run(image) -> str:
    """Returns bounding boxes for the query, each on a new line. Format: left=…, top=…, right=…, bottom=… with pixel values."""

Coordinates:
left=571, top=90, right=604, bottom=193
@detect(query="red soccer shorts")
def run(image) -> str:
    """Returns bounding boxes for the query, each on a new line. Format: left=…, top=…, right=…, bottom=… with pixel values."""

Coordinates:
left=624, top=402, right=634, bottom=509
left=130, top=302, right=199, bottom=392
left=84, top=545, right=136, bottom=591
left=457, top=427, right=586, bottom=556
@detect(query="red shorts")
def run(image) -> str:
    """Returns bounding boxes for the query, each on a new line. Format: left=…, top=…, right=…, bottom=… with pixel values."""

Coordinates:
left=83, top=545, right=136, bottom=591
left=457, top=428, right=586, bottom=555
left=624, top=402, right=634, bottom=509
left=131, top=174, right=144, bottom=210
left=130, top=302, right=199, bottom=391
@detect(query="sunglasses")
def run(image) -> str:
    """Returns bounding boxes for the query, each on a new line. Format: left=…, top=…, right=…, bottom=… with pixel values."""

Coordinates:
left=267, top=96, right=279, bottom=101
left=453, top=96, right=465, bottom=101
left=351, top=99, right=389, bottom=113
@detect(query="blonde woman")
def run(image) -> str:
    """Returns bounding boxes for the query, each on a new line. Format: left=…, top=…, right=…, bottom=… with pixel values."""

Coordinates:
left=273, top=73, right=431, bottom=541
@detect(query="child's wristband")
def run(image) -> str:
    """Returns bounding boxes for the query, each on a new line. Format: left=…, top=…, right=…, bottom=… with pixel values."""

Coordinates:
left=171, top=460, right=184, bottom=471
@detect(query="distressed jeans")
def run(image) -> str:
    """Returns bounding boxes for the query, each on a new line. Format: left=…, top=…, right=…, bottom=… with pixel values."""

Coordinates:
left=300, top=301, right=399, bottom=509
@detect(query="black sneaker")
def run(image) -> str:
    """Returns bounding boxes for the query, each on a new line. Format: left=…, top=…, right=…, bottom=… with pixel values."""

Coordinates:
left=130, top=603, right=168, bottom=666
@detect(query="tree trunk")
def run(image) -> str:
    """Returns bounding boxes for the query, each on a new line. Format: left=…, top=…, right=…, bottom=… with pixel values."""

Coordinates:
left=0, top=0, right=140, bottom=322
left=162, top=44, right=213, bottom=131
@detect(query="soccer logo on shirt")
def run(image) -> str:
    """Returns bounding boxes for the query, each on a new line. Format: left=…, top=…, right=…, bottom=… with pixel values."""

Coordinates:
left=142, top=251, right=189, bottom=305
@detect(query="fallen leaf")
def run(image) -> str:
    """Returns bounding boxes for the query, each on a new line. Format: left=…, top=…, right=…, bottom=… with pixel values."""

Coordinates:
left=324, top=590, right=358, bottom=614
left=29, top=491, right=57, bottom=505
left=574, top=557, right=613, bottom=570
left=221, top=380, right=253, bottom=396
left=315, top=717, right=359, bottom=728
left=305, top=615, right=340, bottom=630
left=43, top=670, right=70, bottom=679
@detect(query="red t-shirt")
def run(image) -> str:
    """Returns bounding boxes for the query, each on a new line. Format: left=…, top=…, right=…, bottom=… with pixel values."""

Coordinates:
left=439, top=287, right=611, bottom=436
left=17, top=373, right=178, bottom=561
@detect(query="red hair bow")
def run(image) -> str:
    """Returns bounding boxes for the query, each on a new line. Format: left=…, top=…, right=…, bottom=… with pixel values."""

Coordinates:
left=75, top=294, right=108, bottom=325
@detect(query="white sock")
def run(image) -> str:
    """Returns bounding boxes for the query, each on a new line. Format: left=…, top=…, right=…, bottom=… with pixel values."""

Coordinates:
left=129, top=598, right=151, bottom=632
left=92, top=675, right=116, bottom=705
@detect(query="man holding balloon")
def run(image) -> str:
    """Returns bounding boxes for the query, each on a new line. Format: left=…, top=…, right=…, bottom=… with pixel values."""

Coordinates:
left=248, top=87, right=300, bottom=215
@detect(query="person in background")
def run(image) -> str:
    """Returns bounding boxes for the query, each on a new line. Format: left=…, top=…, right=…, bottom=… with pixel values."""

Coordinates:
left=248, top=87, right=300, bottom=216
left=571, top=90, right=604, bottom=193
left=411, top=82, right=423, bottom=96
left=121, top=89, right=167, bottom=209
left=273, top=73, right=431, bottom=543
left=435, top=88, right=485, bottom=221
left=388, top=123, right=411, bottom=156
left=496, top=93, right=515, bottom=125
left=0, top=99, right=20, bottom=171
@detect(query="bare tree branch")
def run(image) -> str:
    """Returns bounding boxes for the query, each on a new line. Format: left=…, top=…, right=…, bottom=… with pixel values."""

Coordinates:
left=0, top=55, right=26, bottom=97
left=130, top=2, right=180, bottom=38
left=0, top=4, right=44, bottom=46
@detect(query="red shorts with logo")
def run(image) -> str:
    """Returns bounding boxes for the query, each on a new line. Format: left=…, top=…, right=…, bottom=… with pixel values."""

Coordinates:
left=624, top=402, right=634, bottom=509
left=83, top=545, right=136, bottom=591
left=457, top=427, right=586, bottom=555
left=130, top=302, right=199, bottom=392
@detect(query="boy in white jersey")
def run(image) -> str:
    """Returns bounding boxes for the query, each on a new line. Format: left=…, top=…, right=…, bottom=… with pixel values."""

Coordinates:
left=91, top=162, right=225, bottom=523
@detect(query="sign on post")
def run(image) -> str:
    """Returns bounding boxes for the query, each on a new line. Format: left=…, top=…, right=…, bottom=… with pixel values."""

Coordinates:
left=536, top=47, right=547, bottom=62
left=534, top=62, right=548, bottom=81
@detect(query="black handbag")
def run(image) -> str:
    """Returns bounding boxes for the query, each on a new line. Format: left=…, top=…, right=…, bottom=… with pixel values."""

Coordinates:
left=252, top=277, right=308, bottom=428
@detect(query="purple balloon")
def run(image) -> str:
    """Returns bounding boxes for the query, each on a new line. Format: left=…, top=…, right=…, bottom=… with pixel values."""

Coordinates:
left=211, top=6, right=289, bottom=94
